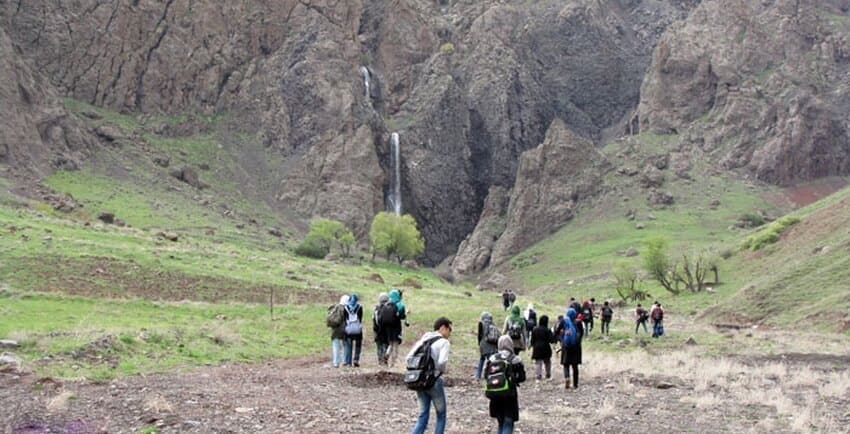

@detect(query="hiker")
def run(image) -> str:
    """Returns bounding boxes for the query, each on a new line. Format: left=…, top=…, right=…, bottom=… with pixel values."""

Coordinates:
left=326, top=295, right=348, bottom=368
left=373, top=293, right=390, bottom=365
left=385, top=288, right=407, bottom=367
left=502, top=289, right=510, bottom=311
left=581, top=300, right=594, bottom=335
left=523, top=303, right=537, bottom=348
left=343, top=293, right=363, bottom=367
left=503, top=305, right=526, bottom=355
left=507, top=290, right=517, bottom=308
left=485, top=335, right=526, bottom=434
left=600, top=301, right=614, bottom=336
left=529, top=315, right=555, bottom=380
left=476, top=311, right=499, bottom=379
left=568, top=297, right=582, bottom=314
left=408, top=317, right=453, bottom=434
left=556, top=307, right=583, bottom=389
left=650, top=302, right=665, bottom=338
left=634, top=303, right=649, bottom=334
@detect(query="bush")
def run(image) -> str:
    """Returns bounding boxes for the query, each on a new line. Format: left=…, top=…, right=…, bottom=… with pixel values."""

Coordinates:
left=741, top=216, right=801, bottom=251
left=739, top=212, right=766, bottom=228
left=439, top=42, right=455, bottom=55
left=294, top=238, right=329, bottom=259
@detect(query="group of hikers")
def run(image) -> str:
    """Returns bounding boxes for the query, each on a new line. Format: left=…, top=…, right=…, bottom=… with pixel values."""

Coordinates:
left=326, top=289, right=666, bottom=434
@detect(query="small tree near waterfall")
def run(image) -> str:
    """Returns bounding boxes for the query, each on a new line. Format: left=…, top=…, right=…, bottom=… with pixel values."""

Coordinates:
left=296, top=218, right=356, bottom=258
left=369, top=212, right=425, bottom=264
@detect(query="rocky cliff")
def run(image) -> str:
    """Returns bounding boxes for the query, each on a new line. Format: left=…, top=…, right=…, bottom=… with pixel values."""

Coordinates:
left=5, top=0, right=849, bottom=269
left=638, top=0, right=850, bottom=185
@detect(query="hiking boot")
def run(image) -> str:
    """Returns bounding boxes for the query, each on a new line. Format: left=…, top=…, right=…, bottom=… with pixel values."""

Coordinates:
left=565, top=381, right=570, bottom=389
left=353, top=362, right=360, bottom=367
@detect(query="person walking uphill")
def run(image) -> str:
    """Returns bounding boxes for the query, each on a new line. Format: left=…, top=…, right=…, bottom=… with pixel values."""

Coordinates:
left=529, top=315, right=555, bottom=380
left=408, top=317, right=453, bottom=434
left=382, top=289, right=407, bottom=368
left=476, top=312, right=499, bottom=379
left=326, top=295, right=348, bottom=368
left=635, top=303, right=649, bottom=334
left=373, top=293, right=390, bottom=366
left=343, top=293, right=363, bottom=367
left=600, top=301, right=614, bottom=336
left=484, top=335, right=527, bottom=434
left=504, top=305, right=527, bottom=355
left=556, top=307, right=583, bottom=389
left=650, top=302, right=665, bottom=338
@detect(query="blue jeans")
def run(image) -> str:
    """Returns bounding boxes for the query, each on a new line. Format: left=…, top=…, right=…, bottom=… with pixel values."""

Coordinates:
left=497, top=416, right=514, bottom=434
left=331, top=337, right=343, bottom=367
left=652, top=320, right=664, bottom=338
left=343, top=335, right=362, bottom=365
left=411, top=377, right=446, bottom=434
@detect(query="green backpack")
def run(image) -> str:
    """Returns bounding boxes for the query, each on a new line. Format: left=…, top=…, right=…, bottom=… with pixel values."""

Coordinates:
left=484, top=353, right=515, bottom=398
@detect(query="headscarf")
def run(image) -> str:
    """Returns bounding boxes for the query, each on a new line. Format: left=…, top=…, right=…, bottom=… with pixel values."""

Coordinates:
left=480, top=311, right=493, bottom=325
left=508, top=304, right=523, bottom=324
left=524, top=303, right=534, bottom=319
left=347, top=293, right=359, bottom=310
left=339, top=295, right=349, bottom=305
left=389, top=288, right=406, bottom=312
left=539, top=315, right=549, bottom=328
left=497, top=335, right=514, bottom=354
left=563, top=308, right=578, bottom=345
left=378, top=292, right=389, bottom=304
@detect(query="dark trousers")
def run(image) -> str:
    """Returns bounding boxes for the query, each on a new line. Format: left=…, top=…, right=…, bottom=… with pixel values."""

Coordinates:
left=601, top=319, right=611, bottom=335
left=563, top=364, right=579, bottom=387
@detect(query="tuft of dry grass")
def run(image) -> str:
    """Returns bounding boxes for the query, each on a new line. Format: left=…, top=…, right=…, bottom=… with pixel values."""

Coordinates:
left=46, top=390, right=75, bottom=412
left=143, top=395, right=173, bottom=413
left=680, top=393, right=723, bottom=410
left=818, top=371, right=850, bottom=398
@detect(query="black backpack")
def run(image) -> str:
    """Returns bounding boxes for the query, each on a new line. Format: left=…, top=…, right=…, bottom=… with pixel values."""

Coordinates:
left=484, top=353, right=515, bottom=398
left=507, top=320, right=524, bottom=340
left=525, top=310, right=537, bottom=331
left=379, top=302, right=398, bottom=327
left=404, top=336, right=442, bottom=390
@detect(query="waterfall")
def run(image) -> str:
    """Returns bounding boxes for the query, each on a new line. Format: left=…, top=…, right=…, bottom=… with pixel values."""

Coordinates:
left=390, top=132, right=402, bottom=215
left=359, top=66, right=371, bottom=99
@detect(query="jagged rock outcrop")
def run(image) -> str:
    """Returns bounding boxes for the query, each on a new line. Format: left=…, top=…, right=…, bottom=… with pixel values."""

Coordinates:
left=0, top=29, right=93, bottom=176
left=639, top=0, right=850, bottom=185
left=1, top=0, right=697, bottom=264
left=450, top=186, right=510, bottom=276
left=488, top=120, right=611, bottom=267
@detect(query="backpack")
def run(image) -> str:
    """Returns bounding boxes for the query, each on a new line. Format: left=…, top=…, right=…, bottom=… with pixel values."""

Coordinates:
left=507, top=320, right=523, bottom=340
left=344, top=305, right=362, bottom=335
left=601, top=306, right=613, bottom=320
left=404, top=336, right=442, bottom=390
left=379, top=302, right=398, bottom=327
left=484, top=323, right=500, bottom=344
left=484, top=353, right=515, bottom=398
left=326, top=304, right=345, bottom=328
left=652, top=308, right=664, bottom=321
left=525, top=310, right=537, bottom=331
left=560, top=318, right=577, bottom=346
left=582, top=306, right=592, bottom=320
left=372, top=305, right=382, bottom=333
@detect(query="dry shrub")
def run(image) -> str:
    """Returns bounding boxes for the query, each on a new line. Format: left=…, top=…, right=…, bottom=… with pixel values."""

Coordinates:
left=818, top=371, right=850, bottom=398
left=143, top=395, right=173, bottom=413
left=782, top=365, right=818, bottom=389
left=46, top=390, right=75, bottom=412
left=596, top=398, right=618, bottom=419
left=680, top=393, right=723, bottom=409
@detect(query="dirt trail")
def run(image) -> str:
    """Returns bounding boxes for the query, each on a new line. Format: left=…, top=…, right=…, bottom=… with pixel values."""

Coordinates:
left=4, top=340, right=849, bottom=434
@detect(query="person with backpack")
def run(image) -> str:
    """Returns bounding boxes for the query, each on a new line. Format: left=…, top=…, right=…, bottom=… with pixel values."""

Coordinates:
left=555, top=307, right=583, bottom=389
left=343, top=293, right=364, bottom=367
left=523, top=303, right=537, bottom=348
left=501, top=289, right=510, bottom=311
left=484, top=335, right=526, bottom=433
left=529, top=315, right=555, bottom=380
left=326, top=295, right=348, bottom=368
left=581, top=300, right=594, bottom=335
left=476, top=311, right=499, bottom=379
left=507, top=290, right=517, bottom=308
left=373, top=292, right=390, bottom=366
left=600, top=301, right=614, bottom=336
left=384, top=289, right=406, bottom=368
left=635, top=303, right=649, bottom=334
left=568, top=297, right=582, bottom=314
left=650, top=301, right=665, bottom=338
left=407, top=317, right=453, bottom=434
left=503, top=305, right=526, bottom=355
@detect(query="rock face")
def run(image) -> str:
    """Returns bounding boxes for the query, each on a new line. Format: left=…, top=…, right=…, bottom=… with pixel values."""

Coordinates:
left=0, top=29, right=93, bottom=176
left=460, top=119, right=611, bottom=269
left=638, top=0, right=850, bottom=185
left=11, top=1, right=850, bottom=267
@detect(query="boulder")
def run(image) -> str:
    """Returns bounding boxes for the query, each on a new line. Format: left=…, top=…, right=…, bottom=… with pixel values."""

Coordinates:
left=170, top=166, right=208, bottom=189
left=647, top=189, right=675, bottom=207
left=0, top=340, right=19, bottom=349
left=97, top=212, right=115, bottom=224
